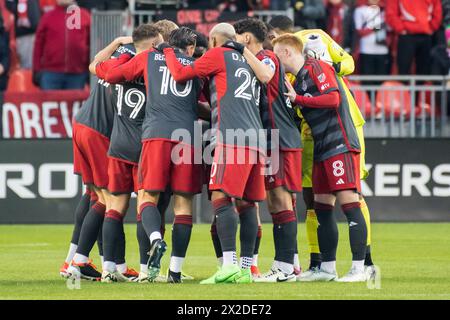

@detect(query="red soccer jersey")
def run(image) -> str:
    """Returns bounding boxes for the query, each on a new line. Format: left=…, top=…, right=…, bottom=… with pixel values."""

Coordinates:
left=163, top=46, right=263, bottom=151
left=256, top=49, right=301, bottom=151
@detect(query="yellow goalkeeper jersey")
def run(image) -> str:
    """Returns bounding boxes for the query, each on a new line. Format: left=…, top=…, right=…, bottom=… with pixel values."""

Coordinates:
left=290, top=29, right=365, bottom=140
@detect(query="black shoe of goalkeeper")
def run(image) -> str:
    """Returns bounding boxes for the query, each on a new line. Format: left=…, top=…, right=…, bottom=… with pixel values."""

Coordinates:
left=167, top=270, right=182, bottom=284
left=147, top=239, right=167, bottom=281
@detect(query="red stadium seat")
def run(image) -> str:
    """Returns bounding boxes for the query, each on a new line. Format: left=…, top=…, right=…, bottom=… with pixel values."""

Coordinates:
left=348, top=81, right=374, bottom=118
left=6, top=69, right=41, bottom=93
left=376, top=81, right=412, bottom=119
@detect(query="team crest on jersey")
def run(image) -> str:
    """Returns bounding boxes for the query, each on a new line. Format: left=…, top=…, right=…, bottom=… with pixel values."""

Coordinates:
left=318, top=73, right=326, bottom=83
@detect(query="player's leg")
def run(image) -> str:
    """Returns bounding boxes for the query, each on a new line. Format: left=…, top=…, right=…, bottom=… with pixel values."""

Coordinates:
left=335, top=190, right=368, bottom=282
left=210, top=216, right=223, bottom=266
left=200, top=191, right=241, bottom=284
left=139, top=191, right=167, bottom=280
left=69, top=186, right=106, bottom=280
left=356, top=125, right=376, bottom=271
left=303, top=187, right=321, bottom=270
left=255, top=186, right=297, bottom=282
left=235, top=199, right=258, bottom=273
left=102, top=193, right=132, bottom=282
left=60, top=187, right=92, bottom=277
left=291, top=194, right=301, bottom=275
left=251, top=204, right=262, bottom=277
left=168, top=193, right=193, bottom=283
left=301, top=138, right=321, bottom=271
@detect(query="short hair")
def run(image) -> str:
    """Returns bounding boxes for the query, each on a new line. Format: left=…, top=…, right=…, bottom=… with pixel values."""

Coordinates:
left=272, top=34, right=303, bottom=53
left=132, top=24, right=161, bottom=44
left=269, top=15, right=294, bottom=34
left=169, top=27, right=197, bottom=50
left=193, top=30, right=208, bottom=49
left=209, top=23, right=236, bottom=40
left=154, top=19, right=179, bottom=41
left=233, top=18, right=268, bottom=43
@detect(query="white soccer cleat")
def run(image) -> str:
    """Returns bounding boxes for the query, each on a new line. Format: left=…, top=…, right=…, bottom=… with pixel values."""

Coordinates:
left=365, top=265, right=377, bottom=281
left=297, top=267, right=337, bottom=282
left=336, top=267, right=367, bottom=282
left=101, top=270, right=130, bottom=283
left=138, top=272, right=150, bottom=283
left=253, top=268, right=296, bottom=283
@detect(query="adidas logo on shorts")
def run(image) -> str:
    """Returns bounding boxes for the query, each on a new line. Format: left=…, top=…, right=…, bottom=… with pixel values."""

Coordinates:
left=336, top=178, right=345, bottom=185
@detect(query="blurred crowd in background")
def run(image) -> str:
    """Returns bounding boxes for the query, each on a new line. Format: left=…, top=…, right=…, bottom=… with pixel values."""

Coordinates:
left=0, top=0, right=449, bottom=100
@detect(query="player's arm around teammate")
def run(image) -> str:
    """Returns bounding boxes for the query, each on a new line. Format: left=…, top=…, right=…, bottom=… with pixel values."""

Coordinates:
left=233, top=18, right=302, bottom=282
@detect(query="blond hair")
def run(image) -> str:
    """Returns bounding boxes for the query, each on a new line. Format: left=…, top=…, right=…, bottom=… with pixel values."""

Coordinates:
left=154, top=19, right=179, bottom=41
left=272, top=34, right=303, bottom=53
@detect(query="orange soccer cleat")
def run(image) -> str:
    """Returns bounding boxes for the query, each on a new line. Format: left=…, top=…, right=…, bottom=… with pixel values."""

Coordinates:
left=59, top=262, right=70, bottom=278
left=250, top=265, right=261, bottom=278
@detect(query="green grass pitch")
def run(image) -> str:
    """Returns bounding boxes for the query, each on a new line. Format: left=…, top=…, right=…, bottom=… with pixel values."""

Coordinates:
left=1, top=223, right=449, bottom=300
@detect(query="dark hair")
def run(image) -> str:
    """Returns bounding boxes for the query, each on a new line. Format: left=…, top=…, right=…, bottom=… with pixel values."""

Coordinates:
left=132, top=24, right=161, bottom=44
left=168, top=26, right=197, bottom=50
left=233, top=18, right=268, bottom=43
left=193, top=30, right=208, bottom=58
left=193, top=30, right=208, bottom=49
left=268, top=15, right=294, bottom=33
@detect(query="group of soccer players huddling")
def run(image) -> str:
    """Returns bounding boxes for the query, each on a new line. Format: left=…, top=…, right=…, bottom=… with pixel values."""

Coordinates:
left=59, top=15, right=377, bottom=285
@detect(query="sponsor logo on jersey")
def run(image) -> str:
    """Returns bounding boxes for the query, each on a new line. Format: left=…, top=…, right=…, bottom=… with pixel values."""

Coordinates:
left=318, top=73, right=326, bottom=83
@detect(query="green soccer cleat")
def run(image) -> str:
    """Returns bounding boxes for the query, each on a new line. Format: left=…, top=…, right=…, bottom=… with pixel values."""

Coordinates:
left=235, top=268, right=253, bottom=284
left=146, top=239, right=167, bottom=282
left=200, top=265, right=241, bottom=284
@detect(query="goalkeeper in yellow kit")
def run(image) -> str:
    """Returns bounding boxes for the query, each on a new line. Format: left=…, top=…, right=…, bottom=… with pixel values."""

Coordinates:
left=291, top=29, right=376, bottom=279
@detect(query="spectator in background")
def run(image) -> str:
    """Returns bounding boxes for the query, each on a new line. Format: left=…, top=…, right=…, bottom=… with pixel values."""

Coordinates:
left=430, top=0, right=450, bottom=76
left=32, top=0, right=90, bottom=90
left=292, top=0, right=326, bottom=30
left=5, top=0, right=40, bottom=69
left=354, top=0, right=390, bottom=77
left=271, top=0, right=288, bottom=10
left=77, top=0, right=128, bottom=11
left=39, top=0, right=57, bottom=13
left=386, top=0, right=442, bottom=75
left=0, top=8, right=11, bottom=136
left=326, top=0, right=354, bottom=52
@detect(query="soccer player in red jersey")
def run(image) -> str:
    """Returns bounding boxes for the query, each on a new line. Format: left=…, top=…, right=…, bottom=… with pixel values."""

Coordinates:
left=93, top=24, right=163, bottom=283
left=65, top=35, right=133, bottom=281
left=274, top=34, right=368, bottom=282
left=105, top=27, right=203, bottom=283
left=233, top=18, right=303, bottom=282
left=162, top=23, right=265, bottom=284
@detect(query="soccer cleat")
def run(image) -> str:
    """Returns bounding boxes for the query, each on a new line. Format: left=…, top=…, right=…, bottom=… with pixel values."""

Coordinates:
left=294, top=267, right=302, bottom=280
left=122, top=268, right=139, bottom=282
left=146, top=239, right=167, bottom=282
left=200, top=264, right=241, bottom=284
left=250, top=265, right=261, bottom=278
left=59, top=262, right=70, bottom=278
left=253, top=268, right=296, bottom=283
left=167, top=270, right=182, bottom=284
left=137, top=272, right=150, bottom=283
left=181, top=270, right=195, bottom=281
left=297, top=266, right=317, bottom=281
left=199, top=267, right=220, bottom=285
left=365, top=265, right=377, bottom=282
left=164, top=268, right=195, bottom=281
left=235, top=268, right=253, bottom=284
left=67, top=260, right=101, bottom=281
left=297, top=267, right=337, bottom=282
left=101, top=270, right=118, bottom=283
left=336, top=267, right=367, bottom=282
